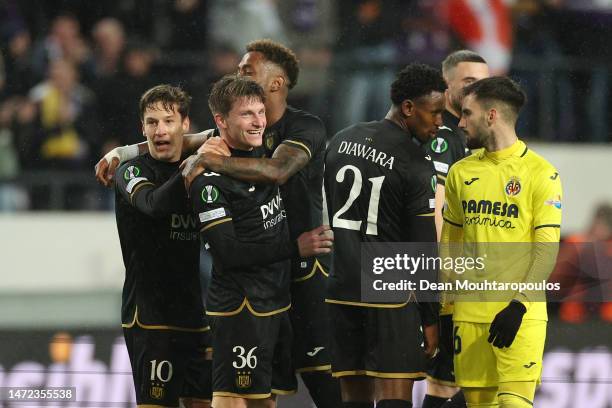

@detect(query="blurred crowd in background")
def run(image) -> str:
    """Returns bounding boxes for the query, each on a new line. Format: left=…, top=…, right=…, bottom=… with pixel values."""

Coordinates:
left=0, top=0, right=611, bottom=211
left=0, top=0, right=611, bottom=323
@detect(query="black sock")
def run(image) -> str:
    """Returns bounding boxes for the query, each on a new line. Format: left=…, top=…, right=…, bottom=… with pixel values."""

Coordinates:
left=422, top=394, right=449, bottom=408
left=343, top=403, right=373, bottom=408
left=376, top=400, right=412, bottom=408
left=301, top=371, right=343, bottom=408
left=440, top=391, right=467, bottom=408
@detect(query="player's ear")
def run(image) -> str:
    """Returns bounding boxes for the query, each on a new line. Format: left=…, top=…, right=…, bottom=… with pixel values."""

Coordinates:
left=141, top=122, right=146, bottom=139
left=213, top=113, right=227, bottom=129
left=486, top=108, right=497, bottom=125
left=182, top=116, right=190, bottom=132
left=270, top=75, right=284, bottom=92
left=400, top=99, right=415, bottom=117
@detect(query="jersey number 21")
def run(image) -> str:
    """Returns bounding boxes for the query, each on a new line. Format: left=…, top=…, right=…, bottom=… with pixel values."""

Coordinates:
left=332, top=165, right=384, bottom=235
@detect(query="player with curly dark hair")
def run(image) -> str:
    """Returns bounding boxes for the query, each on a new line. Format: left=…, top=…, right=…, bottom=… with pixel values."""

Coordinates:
left=245, top=39, right=300, bottom=90
left=389, top=63, right=448, bottom=144
left=95, top=39, right=341, bottom=407
left=324, top=63, right=446, bottom=408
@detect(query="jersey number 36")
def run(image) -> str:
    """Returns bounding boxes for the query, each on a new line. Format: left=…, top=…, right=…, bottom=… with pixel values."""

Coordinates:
left=232, top=346, right=258, bottom=369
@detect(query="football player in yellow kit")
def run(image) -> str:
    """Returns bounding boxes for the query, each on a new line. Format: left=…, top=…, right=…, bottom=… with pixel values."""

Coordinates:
left=441, top=77, right=562, bottom=408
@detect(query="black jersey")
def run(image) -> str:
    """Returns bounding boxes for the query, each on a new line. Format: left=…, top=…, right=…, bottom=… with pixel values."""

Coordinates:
left=324, top=119, right=437, bottom=304
left=422, top=110, right=469, bottom=186
left=191, top=147, right=296, bottom=315
left=115, top=154, right=206, bottom=330
left=261, top=106, right=328, bottom=278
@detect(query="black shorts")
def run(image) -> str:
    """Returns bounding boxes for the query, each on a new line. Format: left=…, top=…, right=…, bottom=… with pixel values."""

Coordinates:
left=427, top=314, right=456, bottom=385
left=123, top=326, right=212, bottom=405
left=209, top=308, right=297, bottom=399
left=328, top=302, right=428, bottom=379
left=290, top=258, right=332, bottom=373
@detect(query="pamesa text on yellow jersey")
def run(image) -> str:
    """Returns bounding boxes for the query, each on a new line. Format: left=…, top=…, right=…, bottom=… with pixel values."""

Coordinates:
left=443, top=140, right=562, bottom=323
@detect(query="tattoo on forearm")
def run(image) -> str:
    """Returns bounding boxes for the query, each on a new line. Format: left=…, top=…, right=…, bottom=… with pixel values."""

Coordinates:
left=215, top=144, right=309, bottom=184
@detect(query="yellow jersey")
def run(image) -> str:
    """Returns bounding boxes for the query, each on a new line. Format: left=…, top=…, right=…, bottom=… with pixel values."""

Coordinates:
left=443, top=140, right=562, bottom=323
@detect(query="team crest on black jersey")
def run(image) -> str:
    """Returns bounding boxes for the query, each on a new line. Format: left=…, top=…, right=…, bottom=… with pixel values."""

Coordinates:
left=430, top=137, right=448, bottom=153
left=201, top=185, right=220, bottom=203
left=150, top=384, right=165, bottom=400
left=505, top=177, right=521, bottom=196
left=236, top=371, right=252, bottom=388
left=264, top=130, right=276, bottom=151
left=124, top=165, right=140, bottom=180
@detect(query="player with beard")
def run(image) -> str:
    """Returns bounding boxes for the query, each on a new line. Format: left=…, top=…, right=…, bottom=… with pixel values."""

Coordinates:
left=95, top=40, right=342, bottom=408
left=422, top=50, right=490, bottom=408
left=443, top=77, right=562, bottom=408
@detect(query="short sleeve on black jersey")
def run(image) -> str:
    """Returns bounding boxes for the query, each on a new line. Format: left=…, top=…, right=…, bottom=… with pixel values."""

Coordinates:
left=116, top=160, right=155, bottom=205
left=191, top=174, right=233, bottom=232
left=280, top=114, right=325, bottom=159
left=115, top=158, right=187, bottom=217
left=423, top=128, right=467, bottom=186
left=404, top=161, right=436, bottom=216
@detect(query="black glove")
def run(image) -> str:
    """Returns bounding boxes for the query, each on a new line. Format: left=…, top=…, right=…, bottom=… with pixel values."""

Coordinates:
left=488, top=300, right=527, bottom=348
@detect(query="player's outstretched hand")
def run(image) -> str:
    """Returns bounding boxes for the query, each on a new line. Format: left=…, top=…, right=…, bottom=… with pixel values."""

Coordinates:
left=198, top=136, right=231, bottom=156
left=423, top=323, right=439, bottom=358
left=94, top=149, right=120, bottom=187
left=297, top=225, right=334, bottom=258
left=488, top=300, right=527, bottom=348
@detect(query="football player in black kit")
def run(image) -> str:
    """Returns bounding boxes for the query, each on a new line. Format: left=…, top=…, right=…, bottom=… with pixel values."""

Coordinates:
left=190, top=75, right=333, bottom=408
left=421, top=51, right=489, bottom=408
left=95, top=40, right=342, bottom=408
left=114, top=85, right=211, bottom=408
left=324, top=63, right=445, bottom=408
left=181, top=40, right=342, bottom=407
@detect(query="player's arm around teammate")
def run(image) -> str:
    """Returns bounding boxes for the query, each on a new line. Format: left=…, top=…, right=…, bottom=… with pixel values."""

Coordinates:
left=114, top=85, right=212, bottom=408
left=181, top=139, right=308, bottom=189
left=189, top=76, right=332, bottom=408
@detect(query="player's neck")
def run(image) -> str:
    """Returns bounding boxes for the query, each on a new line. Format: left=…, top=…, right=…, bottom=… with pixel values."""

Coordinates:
left=264, top=96, right=287, bottom=127
left=485, top=128, right=518, bottom=152
left=219, top=132, right=254, bottom=152
left=385, top=107, right=410, bottom=133
left=446, top=104, right=460, bottom=119
left=444, top=90, right=461, bottom=119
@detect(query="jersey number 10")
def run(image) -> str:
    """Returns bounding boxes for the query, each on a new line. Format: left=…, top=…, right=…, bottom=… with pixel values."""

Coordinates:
left=149, top=359, right=173, bottom=383
left=332, top=165, right=385, bottom=236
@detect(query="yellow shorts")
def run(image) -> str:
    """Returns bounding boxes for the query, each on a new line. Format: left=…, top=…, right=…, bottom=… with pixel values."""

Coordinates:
left=453, top=320, right=546, bottom=388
